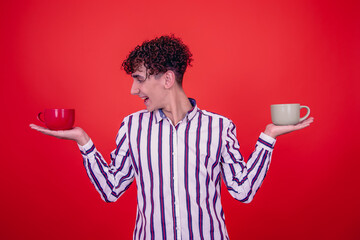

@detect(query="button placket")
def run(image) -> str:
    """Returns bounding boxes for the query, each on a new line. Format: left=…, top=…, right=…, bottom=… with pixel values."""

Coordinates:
left=172, top=125, right=181, bottom=239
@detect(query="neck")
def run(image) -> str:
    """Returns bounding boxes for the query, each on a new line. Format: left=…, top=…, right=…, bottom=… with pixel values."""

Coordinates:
left=162, top=87, right=192, bottom=125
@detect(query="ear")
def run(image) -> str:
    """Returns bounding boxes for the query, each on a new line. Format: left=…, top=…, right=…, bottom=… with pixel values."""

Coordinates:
left=163, top=70, right=176, bottom=89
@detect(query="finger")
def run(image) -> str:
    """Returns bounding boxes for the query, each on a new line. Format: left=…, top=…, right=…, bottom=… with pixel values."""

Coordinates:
left=30, top=124, right=61, bottom=137
left=30, top=124, right=52, bottom=133
left=300, top=117, right=314, bottom=124
left=294, top=117, right=314, bottom=130
left=30, top=124, right=47, bottom=131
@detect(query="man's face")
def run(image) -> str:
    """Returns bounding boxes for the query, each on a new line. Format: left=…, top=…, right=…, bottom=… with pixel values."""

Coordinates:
left=130, top=65, right=167, bottom=112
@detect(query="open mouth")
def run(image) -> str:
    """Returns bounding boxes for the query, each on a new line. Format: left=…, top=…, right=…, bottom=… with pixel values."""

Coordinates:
left=143, top=97, right=149, bottom=104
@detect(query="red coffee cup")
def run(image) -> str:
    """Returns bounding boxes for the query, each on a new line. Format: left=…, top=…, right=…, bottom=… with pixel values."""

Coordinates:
left=37, top=109, right=75, bottom=130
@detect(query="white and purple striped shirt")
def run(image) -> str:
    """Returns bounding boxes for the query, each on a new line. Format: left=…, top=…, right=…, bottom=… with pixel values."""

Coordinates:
left=79, top=99, right=276, bottom=240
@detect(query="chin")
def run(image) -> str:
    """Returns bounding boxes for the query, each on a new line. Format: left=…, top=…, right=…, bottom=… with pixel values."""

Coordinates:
left=147, top=105, right=161, bottom=113
left=145, top=106, right=154, bottom=112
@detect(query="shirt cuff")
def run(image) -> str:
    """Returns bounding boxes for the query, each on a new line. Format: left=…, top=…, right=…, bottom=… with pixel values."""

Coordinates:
left=78, top=139, right=96, bottom=157
left=258, top=132, right=276, bottom=150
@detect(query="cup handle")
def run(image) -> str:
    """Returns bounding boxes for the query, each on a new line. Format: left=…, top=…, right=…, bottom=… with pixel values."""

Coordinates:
left=299, top=106, right=310, bottom=122
left=37, top=112, right=45, bottom=123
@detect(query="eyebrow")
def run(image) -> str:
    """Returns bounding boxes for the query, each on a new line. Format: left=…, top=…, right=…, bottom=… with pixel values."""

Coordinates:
left=131, top=74, right=145, bottom=79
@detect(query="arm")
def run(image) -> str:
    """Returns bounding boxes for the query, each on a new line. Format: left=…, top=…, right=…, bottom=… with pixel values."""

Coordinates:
left=30, top=121, right=135, bottom=202
left=221, top=123, right=275, bottom=203
left=220, top=117, right=314, bottom=203
left=79, top=133, right=134, bottom=203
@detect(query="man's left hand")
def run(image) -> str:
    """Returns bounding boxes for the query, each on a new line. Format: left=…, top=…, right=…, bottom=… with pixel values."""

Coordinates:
left=264, top=117, right=314, bottom=139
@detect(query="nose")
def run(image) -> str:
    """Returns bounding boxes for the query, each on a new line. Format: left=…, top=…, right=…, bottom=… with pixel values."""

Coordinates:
left=130, top=80, right=140, bottom=95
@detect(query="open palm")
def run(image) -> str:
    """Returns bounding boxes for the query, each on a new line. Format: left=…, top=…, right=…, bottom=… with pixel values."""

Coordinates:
left=264, top=117, right=314, bottom=138
left=29, top=124, right=90, bottom=145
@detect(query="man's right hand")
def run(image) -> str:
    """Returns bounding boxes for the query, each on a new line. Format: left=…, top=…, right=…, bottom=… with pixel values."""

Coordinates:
left=29, top=124, right=90, bottom=146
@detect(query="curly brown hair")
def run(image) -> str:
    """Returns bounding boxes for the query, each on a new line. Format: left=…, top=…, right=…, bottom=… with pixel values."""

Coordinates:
left=122, top=35, right=193, bottom=85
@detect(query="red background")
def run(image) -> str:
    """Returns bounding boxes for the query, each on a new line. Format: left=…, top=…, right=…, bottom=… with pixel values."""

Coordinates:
left=1, top=0, right=359, bottom=239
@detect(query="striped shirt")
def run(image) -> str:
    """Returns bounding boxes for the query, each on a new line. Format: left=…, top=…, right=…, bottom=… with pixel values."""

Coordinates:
left=79, top=99, right=276, bottom=240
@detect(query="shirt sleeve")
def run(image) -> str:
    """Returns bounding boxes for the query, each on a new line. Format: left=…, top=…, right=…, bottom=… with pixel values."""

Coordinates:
left=78, top=120, right=135, bottom=202
left=220, top=121, right=276, bottom=203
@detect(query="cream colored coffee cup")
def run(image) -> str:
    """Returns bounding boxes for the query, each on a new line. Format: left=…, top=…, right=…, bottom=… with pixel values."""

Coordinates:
left=271, top=104, right=310, bottom=125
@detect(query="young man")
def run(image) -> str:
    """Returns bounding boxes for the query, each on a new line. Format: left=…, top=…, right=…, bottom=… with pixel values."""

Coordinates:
left=31, top=35, right=313, bottom=239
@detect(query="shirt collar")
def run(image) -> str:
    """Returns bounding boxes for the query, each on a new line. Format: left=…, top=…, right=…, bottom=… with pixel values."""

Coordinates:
left=154, top=98, right=198, bottom=124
